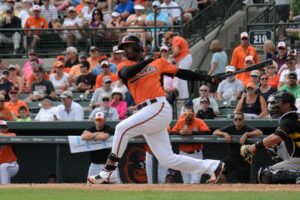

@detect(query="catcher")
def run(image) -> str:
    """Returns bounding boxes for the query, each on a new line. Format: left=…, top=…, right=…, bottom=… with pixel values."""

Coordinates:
left=240, top=91, right=300, bottom=184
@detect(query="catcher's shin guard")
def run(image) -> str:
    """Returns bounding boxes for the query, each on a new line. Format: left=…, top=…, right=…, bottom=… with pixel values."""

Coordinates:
left=258, top=167, right=300, bottom=184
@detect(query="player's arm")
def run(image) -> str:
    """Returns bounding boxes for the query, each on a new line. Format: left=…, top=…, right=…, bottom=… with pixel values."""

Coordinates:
left=175, top=69, right=212, bottom=82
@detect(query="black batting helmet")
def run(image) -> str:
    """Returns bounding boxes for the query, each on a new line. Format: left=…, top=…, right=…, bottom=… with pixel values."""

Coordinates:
left=118, top=35, right=143, bottom=52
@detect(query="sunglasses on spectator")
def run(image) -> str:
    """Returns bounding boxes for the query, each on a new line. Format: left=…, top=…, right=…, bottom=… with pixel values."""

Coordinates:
left=160, top=50, right=168, bottom=53
left=267, top=66, right=275, bottom=69
left=260, top=77, right=268, bottom=80
left=94, top=13, right=100, bottom=16
left=250, top=75, right=259, bottom=78
left=200, top=89, right=208, bottom=92
left=234, top=118, right=243, bottom=121
left=105, top=81, right=112, bottom=84
left=278, top=47, right=285, bottom=50
left=101, top=65, right=109, bottom=68
left=288, top=76, right=297, bottom=80
left=102, top=98, right=110, bottom=102
left=246, top=87, right=254, bottom=91
left=200, top=101, right=209, bottom=104
left=9, top=91, right=18, bottom=94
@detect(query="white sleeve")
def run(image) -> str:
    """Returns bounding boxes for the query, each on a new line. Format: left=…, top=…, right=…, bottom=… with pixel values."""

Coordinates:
left=279, top=71, right=286, bottom=82
left=237, top=80, right=245, bottom=92
left=75, top=105, right=84, bottom=121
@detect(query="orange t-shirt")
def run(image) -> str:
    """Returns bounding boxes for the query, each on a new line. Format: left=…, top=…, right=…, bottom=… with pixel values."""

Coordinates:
left=95, top=72, right=119, bottom=89
left=0, top=133, right=17, bottom=163
left=87, top=57, right=100, bottom=71
left=172, top=36, right=190, bottom=63
left=171, top=118, right=210, bottom=152
left=5, top=100, right=28, bottom=116
left=230, top=45, right=258, bottom=69
left=236, top=72, right=251, bottom=86
left=0, top=108, right=15, bottom=121
left=24, top=16, right=48, bottom=35
left=26, top=73, right=49, bottom=93
left=117, top=58, right=178, bottom=105
left=268, top=75, right=279, bottom=89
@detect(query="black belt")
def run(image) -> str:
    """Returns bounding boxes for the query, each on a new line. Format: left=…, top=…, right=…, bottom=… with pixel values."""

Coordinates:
left=137, top=99, right=158, bottom=110
left=184, top=150, right=201, bottom=154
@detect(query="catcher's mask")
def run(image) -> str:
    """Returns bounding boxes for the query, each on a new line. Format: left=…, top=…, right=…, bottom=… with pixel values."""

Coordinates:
left=267, top=91, right=297, bottom=118
left=118, top=35, right=143, bottom=52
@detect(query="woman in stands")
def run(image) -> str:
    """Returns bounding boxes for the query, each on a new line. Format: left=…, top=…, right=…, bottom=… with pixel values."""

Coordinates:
left=81, top=0, right=96, bottom=26
left=90, top=8, right=107, bottom=40
left=109, top=88, right=127, bottom=120
left=256, top=73, right=277, bottom=102
left=235, top=82, right=267, bottom=119
left=265, top=60, right=280, bottom=89
left=263, top=40, right=277, bottom=60
left=7, top=64, right=24, bottom=93
left=49, top=61, right=70, bottom=95
left=0, top=120, right=19, bottom=184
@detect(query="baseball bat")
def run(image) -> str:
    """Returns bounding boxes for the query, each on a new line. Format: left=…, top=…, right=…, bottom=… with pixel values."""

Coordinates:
left=216, top=59, right=273, bottom=79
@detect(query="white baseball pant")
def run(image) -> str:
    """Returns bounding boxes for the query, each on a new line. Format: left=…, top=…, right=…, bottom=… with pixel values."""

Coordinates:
left=180, top=150, right=203, bottom=184
left=0, top=161, right=19, bottom=184
left=111, top=96, right=220, bottom=177
left=177, top=54, right=193, bottom=99
left=145, top=152, right=168, bottom=184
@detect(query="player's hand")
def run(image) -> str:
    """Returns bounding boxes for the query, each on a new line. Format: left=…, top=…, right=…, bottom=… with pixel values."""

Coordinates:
left=240, top=145, right=254, bottom=164
left=223, top=132, right=232, bottom=143
left=149, top=52, right=161, bottom=61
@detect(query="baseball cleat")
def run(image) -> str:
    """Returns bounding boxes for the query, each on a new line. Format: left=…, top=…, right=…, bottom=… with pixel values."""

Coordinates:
left=87, top=171, right=118, bottom=184
left=296, top=177, right=300, bottom=184
left=206, top=161, right=225, bottom=184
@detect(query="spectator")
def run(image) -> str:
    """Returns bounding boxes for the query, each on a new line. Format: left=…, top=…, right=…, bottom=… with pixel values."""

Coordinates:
left=5, top=86, right=28, bottom=116
left=0, top=94, right=15, bottom=121
left=80, top=0, right=96, bottom=26
left=109, top=88, right=127, bottom=120
left=90, top=8, right=107, bottom=40
left=249, top=70, right=261, bottom=87
left=213, top=112, right=263, bottom=183
left=164, top=31, right=192, bottom=100
left=27, top=65, right=56, bottom=102
left=230, top=32, right=258, bottom=70
left=193, top=85, right=219, bottom=115
left=0, top=120, right=19, bottom=184
left=107, top=11, right=123, bottom=39
left=64, top=46, right=79, bottom=72
left=278, top=71, right=300, bottom=98
left=108, top=46, right=124, bottom=66
left=256, top=73, right=277, bottom=102
left=87, top=46, right=101, bottom=71
left=275, top=0, right=290, bottom=40
left=40, top=0, right=58, bottom=26
left=0, top=70, right=14, bottom=100
left=16, top=105, right=31, bottom=121
left=176, top=0, right=198, bottom=23
left=95, top=60, right=119, bottom=89
left=69, top=52, right=88, bottom=85
left=161, top=0, right=181, bottom=25
left=279, top=56, right=300, bottom=88
left=52, top=0, right=70, bottom=11
left=7, top=65, right=23, bottom=93
left=263, top=40, right=277, bottom=60
left=24, top=5, right=48, bottom=51
left=171, top=106, right=210, bottom=184
left=22, top=50, right=44, bottom=82
left=196, top=97, right=214, bottom=119
left=216, top=66, right=244, bottom=101
left=92, top=59, right=117, bottom=76
left=49, top=61, right=70, bottom=95
left=265, top=61, right=280, bottom=89
left=60, top=6, right=84, bottom=47
left=273, top=41, right=288, bottom=70
left=236, top=55, right=255, bottom=86
left=208, top=39, right=228, bottom=94
left=56, top=91, right=84, bottom=121
left=89, top=93, right=119, bottom=121
left=25, top=62, right=50, bottom=93
left=0, top=7, right=21, bottom=54
left=235, top=82, right=267, bottom=119
left=75, top=61, right=96, bottom=93
left=35, top=96, right=58, bottom=121
left=90, top=76, right=113, bottom=109
left=145, top=1, right=170, bottom=32
left=115, top=0, right=135, bottom=23
left=18, top=0, right=32, bottom=27
left=81, top=111, right=118, bottom=180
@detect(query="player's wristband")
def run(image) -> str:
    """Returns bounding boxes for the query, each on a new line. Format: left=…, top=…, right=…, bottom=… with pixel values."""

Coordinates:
left=255, top=140, right=265, bottom=149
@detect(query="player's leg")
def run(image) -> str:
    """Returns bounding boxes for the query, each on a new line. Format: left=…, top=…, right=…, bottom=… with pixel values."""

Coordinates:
left=87, top=163, right=103, bottom=176
left=0, top=162, right=19, bottom=184
left=145, top=151, right=154, bottom=184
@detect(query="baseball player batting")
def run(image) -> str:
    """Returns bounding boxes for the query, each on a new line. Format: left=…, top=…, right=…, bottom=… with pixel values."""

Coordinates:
left=88, top=35, right=224, bottom=184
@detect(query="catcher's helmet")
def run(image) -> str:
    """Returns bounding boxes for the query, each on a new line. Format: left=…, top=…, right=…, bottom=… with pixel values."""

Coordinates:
left=267, top=91, right=297, bottom=118
left=118, top=35, right=143, bottom=52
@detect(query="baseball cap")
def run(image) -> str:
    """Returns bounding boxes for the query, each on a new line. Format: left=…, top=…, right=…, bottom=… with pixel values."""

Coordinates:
left=111, top=87, right=124, bottom=99
left=184, top=99, right=193, bottom=108
left=32, top=5, right=41, bottom=11
left=29, top=49, right=37, bottom=56
left=288, top=71, right=297, bottom=77
left=286, top=55, right=296, bottom=61
left=103, top=75, right=112, bottom=83
left=112, top=45, right=124, bottom=54
left=225, top=65, right=235, bottom=72
left=90, top=46, right=98, bottom=51
left=100, top=60, right=109, bottom=67
left=111, top=11, right=120, bottom=17
left=8, top=64, right=17, bottom=70
left=240, top=32, right=249, bottom=39
left=32, top=64, right=44, bottom=72
left=6, top=7, right=13, bottom=13
left=67, top=6, right=76, bottom=12
left=164, top=31, right=175, bottom=41
left=79, top=52, right=88, bottom=59
left=250, top=70, right=261, bottom=77
left=160, top=45, right=169, bottom=52
left=95, top=111, right=105, bottom=120
left=152, top=1, right=161, bottom=8
left=0, top=120, right=8, bottom=128
left=134, top=4, right=145, bottom=10
left=245, top=55, right=254, bottom=63
left=277, top=41, right=286, bottom=49
left=56, top=55, right=65, bottom=61
left=60, top=90, right=73, bottom=99
left=22, top=0, right=33, bottom=3
left=246, top=82, right=256, bottom=89
left=53, top=61, right=64, bottom=68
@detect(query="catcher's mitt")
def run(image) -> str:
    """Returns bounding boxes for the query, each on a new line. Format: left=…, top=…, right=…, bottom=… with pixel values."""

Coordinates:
left=240, top=145, right=254, bottom=164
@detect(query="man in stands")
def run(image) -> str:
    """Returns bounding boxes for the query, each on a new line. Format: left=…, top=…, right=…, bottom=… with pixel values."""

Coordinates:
left=278, top=55, right=300, bottom=88
left=115, top=0, right=135, bottom=24
left=0, top=7, right=21, bottom=54
left=75, top=61, right=96, bottom=93
left=5, top=86, right=28, bottom=117
left=22, top=50, right=44, bottom=82
left=65, top=46, right=79, bottom=72
left=279, top=71, right=300, bottom=98
left=40, top=0, right=58, bottom=27
left=176, top=0, right=198, bottom=23
left=145, top=1, right=170, bottom=31
left=230, top=32, right=258, bottom=70
left=24, top=5, right=48, bottom=51
left=0, top=94, right=15, bottom=121
left=108, top=46, right=124, bottom=66
left=56, top=91, right=84, bottom=121
left=273, top=41, right=288, bottom=70
left=161, top=0, right=181, bottom=25
left=90, top=76, right=113, bottom=109
left=0, top=70, right=13, bottom=100
left=95, top=61, right=118, bottom=89
left=193, top=85, right=219, bottom=115
left=87, top=46, right=102, bottom=71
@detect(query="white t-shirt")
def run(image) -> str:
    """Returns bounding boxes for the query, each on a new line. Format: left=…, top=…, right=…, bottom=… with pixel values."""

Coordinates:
left=279, top=69, right=300, bottom=84
left=161, top=1, right=181, bottom=20
left=217, top=79, right=244, bottom=100
left=49, top=73, right=69, bottom=95
left=35, top=107, right=58, bottom=121
left=81, top=6, right=95, bottom=22
left=18, top=9, right=30, bottom=27
left=56, top=101, right=84, bottom=121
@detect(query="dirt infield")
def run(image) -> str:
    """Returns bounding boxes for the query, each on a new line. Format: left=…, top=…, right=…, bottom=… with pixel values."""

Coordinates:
left=1, top=184, right=300, bottom=191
